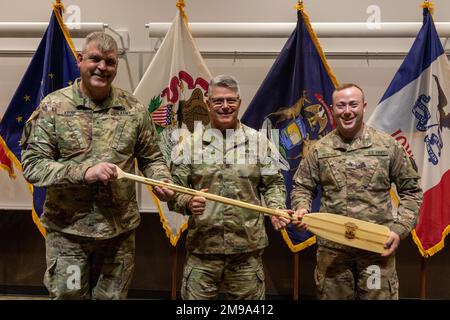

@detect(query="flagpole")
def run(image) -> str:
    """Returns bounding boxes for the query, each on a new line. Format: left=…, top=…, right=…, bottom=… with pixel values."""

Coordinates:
left=293, top=253, right=299, bottom=300
left=171, top=245, right=179, bottom=300
left=291, top=0, right=302, bottom=302
left=169, top=0, right=187, bottom=301
left=420, top=257, right=427, bottom=299
left=418, top=0, right=431, bottom=301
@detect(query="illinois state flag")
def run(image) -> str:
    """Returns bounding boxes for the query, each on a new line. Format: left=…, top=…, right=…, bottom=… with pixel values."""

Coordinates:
left=134, top=4, right=212, bottom=246
left=0, top=3, right=79, bottom=236
left=367, top=5, right=450, bottom=257
left=241, top=3, right=338, bottom=252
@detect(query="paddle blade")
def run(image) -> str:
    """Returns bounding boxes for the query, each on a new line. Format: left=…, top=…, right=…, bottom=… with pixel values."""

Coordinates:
left=303, top=213, right=390, bottom=254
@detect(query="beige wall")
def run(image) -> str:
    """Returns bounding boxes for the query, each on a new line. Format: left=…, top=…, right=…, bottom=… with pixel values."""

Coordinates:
left=2, top=0, right=450, bottom=209
left=2, top=0, right=450, bottom=116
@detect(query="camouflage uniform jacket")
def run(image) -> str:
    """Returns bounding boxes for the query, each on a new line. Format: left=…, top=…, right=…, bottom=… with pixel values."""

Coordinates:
left=21, top=79, right=171, bottom=239
left=291, top=125, right=422, bottom=249
left=169, top=123, right=286, bottom=254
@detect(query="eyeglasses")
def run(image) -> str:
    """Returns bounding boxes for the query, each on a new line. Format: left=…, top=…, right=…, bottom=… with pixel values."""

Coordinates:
left=209, top=96, right=240, bottom=107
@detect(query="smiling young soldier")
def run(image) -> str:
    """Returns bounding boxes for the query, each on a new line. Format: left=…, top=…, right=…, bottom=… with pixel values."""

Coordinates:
left=291, top=83, right=422, bottom=300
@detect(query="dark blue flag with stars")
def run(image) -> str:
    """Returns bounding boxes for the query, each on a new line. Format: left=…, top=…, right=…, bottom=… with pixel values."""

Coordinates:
left=241, top=3, right=338, bottom=252
left=0, top=4, right=79, bottom=236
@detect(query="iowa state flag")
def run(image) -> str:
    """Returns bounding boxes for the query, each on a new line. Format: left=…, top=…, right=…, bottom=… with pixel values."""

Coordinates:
left=241, top=3, right=338, bottom=252
left=0, top=3, right=79, bottom=236
left=134, top=5, right=212, bottom=246
left=367, top=5, right=450, bottom=257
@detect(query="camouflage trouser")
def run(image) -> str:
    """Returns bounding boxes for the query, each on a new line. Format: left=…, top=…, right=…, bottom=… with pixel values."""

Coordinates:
left=181, top=250, right=265, bottom=300
left=315, top=245, right=398, bottom=300
left=44, top=230, right=135, bottom=300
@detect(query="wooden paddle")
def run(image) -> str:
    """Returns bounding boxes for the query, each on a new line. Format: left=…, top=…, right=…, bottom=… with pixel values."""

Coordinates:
left=302, top=213, right=390, bottom=254
left=115, top=166, right=389, bottom=254
left=115, top=166, right=293, bottom=219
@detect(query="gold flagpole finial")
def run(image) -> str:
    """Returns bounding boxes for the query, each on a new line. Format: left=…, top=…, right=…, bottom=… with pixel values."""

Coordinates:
left=176, top=0, right=186, bottom=11
left=176, top=0, right=188, bottom=23
left=294, top=1, right=304, bottom=12
left=54, top=0, right=64, bottom=11
left=421, top=1, right=434, bottom=16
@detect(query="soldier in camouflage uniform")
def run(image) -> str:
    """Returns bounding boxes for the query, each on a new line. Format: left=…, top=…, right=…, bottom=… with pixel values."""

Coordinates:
left=291, top=83, right=422, bottom=300
left=20, top=32, right=174, bottom=299
left=169, top=75, right=290, bottom=300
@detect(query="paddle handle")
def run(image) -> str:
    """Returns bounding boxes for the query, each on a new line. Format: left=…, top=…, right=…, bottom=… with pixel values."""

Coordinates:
left=115, top=167, right=296, bottom=221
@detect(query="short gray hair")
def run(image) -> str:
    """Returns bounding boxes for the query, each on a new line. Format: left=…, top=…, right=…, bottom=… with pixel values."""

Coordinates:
left=82, top=32, right=118, bottom=53
left=208, top=74, right=240, bottom=96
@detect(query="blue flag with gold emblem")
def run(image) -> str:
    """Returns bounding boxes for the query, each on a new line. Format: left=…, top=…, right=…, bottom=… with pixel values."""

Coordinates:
left=0, top=3, right=79, bottom=236
left=241, top=3, right=338, bottom=252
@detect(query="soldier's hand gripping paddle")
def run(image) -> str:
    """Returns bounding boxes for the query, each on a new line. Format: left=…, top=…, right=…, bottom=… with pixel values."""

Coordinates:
left=115, top=166, right=390, bottom=254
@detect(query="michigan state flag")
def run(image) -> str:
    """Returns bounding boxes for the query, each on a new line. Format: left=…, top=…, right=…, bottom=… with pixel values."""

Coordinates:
left=367, top=4, right=450, bottom=257
left=241, top=3, right=338, bottom=252
left=0, top=3, right=79, bottom=235
left=134, top=3, right=212, bottom=246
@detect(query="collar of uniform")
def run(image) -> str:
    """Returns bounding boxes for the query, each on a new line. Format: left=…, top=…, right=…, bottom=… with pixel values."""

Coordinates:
left=200, top=121, right=249, bottom=152
left=71, top=78, right=122, bottom=111
left=331, top=125, right=373, bottom=151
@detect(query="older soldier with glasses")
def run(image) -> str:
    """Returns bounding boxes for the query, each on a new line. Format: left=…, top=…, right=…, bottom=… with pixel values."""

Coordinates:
left=21, top=32, right=174, bottom=299
left=169, top=74, right=291, bottom=300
